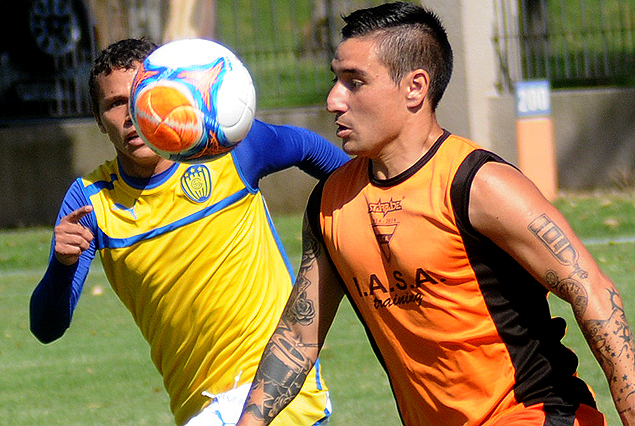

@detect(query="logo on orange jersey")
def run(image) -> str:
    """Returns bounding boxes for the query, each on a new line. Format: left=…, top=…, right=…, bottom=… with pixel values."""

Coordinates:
left=351, top=268, right=445, bottom=309
left=368, top=198, right=402, bottom=217
left=368, top=198, right=402, bottom=260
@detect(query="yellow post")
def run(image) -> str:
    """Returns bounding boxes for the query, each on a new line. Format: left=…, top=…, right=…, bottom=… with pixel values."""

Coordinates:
left=515, top=81, right=557, bottom=201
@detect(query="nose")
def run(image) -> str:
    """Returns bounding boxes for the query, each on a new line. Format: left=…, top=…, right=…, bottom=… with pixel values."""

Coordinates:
left=124, top=101, right=134, bottom=128
left=326, top=82, right=345, bottom=114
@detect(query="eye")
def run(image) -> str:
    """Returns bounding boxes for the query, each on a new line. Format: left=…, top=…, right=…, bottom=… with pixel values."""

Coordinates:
left=104, top=98, right=128, bottom=111
left=331, top=72, right=365, bottom=91
left=351, top=79, right=364, bottom=88
left=342, top=78, right=364, bottom=91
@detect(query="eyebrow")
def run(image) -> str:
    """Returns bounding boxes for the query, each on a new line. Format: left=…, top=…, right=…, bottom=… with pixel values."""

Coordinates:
left=330, top=64, right=368, bottom=78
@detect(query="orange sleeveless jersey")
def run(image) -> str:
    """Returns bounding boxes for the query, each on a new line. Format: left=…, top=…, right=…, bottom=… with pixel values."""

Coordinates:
left=310, top=132, right=596, bottom=426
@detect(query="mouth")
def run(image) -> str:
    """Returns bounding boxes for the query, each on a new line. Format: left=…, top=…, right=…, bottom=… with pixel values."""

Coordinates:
left=334, top=121, right=352, bottom=139
left=125, top=131, right=145, bottom=146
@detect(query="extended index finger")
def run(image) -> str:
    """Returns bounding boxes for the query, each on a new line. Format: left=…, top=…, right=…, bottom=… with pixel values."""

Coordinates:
left=64, top=205, right=94, bottom=224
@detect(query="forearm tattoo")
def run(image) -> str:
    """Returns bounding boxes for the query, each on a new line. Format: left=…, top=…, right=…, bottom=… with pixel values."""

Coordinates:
left=282, top=217, right=321, bottom=326
left=544, top=270, right=588, bottom=317
left=243, top=322, right=318, bottom=423
left=242, top=218, right=321, bottom=424
left=582, top=288, right=635, bottom=411
left=531, top=214, right=635, bottom=413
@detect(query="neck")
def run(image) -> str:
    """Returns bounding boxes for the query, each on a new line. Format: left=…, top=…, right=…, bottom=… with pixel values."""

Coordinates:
left=118, top=156, right=175, bottom=178
left=371, top=120, right=444, bottom=180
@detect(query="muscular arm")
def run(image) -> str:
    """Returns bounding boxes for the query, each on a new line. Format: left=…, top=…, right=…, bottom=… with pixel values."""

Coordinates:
left=237, top=212, right=344, bottom=426
left=470, top=162, right=635, bottom=425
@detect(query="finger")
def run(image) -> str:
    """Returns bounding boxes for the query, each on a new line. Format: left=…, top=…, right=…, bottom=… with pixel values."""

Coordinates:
left=55, top=231, right=92, bottom=252
left=55, top=242, right=84, bottom=257
left=56, top=225, right=94, bottom=247
left=69, top=232, right=94, bottom=250
left=54, top=233, right=93, bottom=266
left=63, top=205, right=94, bottom=225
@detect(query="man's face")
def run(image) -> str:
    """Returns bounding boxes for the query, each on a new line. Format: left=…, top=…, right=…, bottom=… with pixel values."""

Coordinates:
left=327, top=36, right=408, bottom=158
left=94, top=64, right=167, bottom=175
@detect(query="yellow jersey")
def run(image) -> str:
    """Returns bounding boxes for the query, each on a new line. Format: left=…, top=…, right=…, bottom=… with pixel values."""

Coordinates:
left=32, top=121, right=348, bottom=425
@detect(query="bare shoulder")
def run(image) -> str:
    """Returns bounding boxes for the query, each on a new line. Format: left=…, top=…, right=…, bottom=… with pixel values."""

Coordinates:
left=469, top=161, right=549, bottom=235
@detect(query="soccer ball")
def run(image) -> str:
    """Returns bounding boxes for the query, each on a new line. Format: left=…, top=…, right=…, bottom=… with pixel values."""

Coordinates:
left=130, top=38, right=256, bottom=163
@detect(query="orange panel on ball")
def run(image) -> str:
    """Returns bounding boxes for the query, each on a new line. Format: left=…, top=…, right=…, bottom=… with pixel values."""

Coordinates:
left=146, top=86, right=192, bottom=117
left=135, top=85, right=204, bottom=152
left=148, top=122, right=184, bottom=152
left=164, top=105, right=204, bottom=150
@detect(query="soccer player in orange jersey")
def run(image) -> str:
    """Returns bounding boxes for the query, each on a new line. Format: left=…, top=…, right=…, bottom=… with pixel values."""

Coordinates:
left=236, top=2, right=635, bottom=426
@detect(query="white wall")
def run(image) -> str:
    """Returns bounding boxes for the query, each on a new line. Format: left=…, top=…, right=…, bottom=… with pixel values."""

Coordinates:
left=421, top=0, right=499, bottom=149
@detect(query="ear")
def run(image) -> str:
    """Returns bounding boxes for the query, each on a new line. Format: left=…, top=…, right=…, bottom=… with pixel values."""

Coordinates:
left=404, top=69, right=430, bottom=108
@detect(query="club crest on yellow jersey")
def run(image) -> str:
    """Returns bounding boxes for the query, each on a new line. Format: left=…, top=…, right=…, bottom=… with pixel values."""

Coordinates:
left=181, top=164, right=212, bottom=203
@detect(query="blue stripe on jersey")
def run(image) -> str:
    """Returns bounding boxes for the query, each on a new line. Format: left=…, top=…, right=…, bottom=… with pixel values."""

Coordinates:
left=84, top=175, right=117, bottom=196
left=118, top=160, right=179, bottom=189
left=95, top=188, right=250, bottom=249
left=261, top=197, right=295, bottom=281
left=314, top=359, right=323, bottom=390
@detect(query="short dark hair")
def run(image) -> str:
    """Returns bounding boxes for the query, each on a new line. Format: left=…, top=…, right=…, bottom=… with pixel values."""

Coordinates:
left=88, top=37, right=158, bottom=115
left=341, top=2, right=453, bottom=110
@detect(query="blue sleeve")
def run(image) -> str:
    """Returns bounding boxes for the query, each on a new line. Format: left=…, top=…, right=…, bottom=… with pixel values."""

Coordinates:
left=232, top=119, right=349, bottom=188
left=30, top=178, right=97, bottom=344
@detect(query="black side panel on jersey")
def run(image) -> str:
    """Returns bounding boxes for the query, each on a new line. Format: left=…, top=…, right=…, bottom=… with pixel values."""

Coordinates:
left=306, top=180, right=326, bottom=246
left=450, top=149, right=596, bottom=411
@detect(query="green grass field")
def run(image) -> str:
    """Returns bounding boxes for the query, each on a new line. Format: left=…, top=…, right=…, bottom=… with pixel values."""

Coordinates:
left=1, top=191, right=635, bottom=425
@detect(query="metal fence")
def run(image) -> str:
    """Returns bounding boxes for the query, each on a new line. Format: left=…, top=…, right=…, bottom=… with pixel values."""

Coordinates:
left=0, top=0, right=96, bottom=119
left=214, top=0, right=385, bottom=109
left=3, top=0, right=634, bottom=119
left=0, top=0, right=385, bottom=119
left=494, top=0, right=635, bottom=93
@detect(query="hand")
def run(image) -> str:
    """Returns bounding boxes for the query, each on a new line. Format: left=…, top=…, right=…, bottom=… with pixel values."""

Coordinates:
left=54, top=206, right=94, bottom=266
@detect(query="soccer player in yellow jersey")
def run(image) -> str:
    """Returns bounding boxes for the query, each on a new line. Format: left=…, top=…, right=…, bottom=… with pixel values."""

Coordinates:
left=236, top=3, right=635, bottom=426
left=30, top=38, right=348, bottom=426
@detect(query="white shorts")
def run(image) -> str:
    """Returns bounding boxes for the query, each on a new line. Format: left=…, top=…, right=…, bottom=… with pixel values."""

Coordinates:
left=184, top=383, right=251, bottom=426
left=184, top=383, right=330, bottom=426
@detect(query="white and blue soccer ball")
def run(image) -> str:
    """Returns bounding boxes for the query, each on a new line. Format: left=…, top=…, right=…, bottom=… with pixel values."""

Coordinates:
left=130, top=38, right=256, bottom=163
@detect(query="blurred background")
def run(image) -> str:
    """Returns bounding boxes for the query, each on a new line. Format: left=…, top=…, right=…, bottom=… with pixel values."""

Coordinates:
left=0, top=0, right=634, bottom=227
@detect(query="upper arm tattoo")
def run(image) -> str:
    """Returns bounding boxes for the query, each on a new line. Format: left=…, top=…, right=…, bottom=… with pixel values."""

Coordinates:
left=528, top=213, right=589, bottom=311
left=528, top=214, right=587, bottom=279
